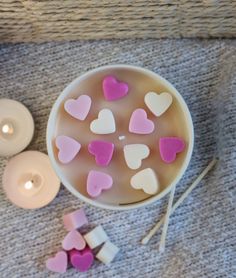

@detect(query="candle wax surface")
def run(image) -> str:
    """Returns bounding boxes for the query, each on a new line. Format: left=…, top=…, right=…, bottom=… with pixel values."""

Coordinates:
left=51, top=68, right=190, bottom=206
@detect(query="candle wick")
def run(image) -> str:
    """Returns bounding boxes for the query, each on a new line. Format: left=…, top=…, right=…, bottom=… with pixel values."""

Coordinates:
left=2, top=124, right=10, bottom=134
left=1, top=123, right=14, bottom=135
left=24, top=180, right=34, bottom=190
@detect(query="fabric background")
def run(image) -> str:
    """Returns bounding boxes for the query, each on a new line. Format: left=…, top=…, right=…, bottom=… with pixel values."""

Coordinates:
left=0, top=39, right=235, bottom=277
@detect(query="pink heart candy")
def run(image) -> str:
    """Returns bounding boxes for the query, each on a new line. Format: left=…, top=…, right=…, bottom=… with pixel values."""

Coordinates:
left=62, top=230, right=86, bottom=251
left=56, top=135, right=81, bottom=164
left=69, top=247, right=94, bottom=272
left=129, top=108, right=155, bottom=134
left=46, top=251, right=68, bottom=273
left=87, top=170, right=113, bottom=198
left=159, top=137, right=185, bottom=163
left=103, top=75, right=129, bottom=101
left=64, top=95, right=91, bottom=120
left=88, top=140, right=114, bottom=166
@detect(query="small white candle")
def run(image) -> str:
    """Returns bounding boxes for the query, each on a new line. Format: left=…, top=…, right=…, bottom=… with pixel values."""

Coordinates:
left=0, top=99, right=34, bottom=157
left=3, top=151, right=60, bottom=209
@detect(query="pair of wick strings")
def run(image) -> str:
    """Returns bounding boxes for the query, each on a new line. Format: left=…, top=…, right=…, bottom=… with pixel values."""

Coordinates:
left=141, top=158, right=218, bottom=247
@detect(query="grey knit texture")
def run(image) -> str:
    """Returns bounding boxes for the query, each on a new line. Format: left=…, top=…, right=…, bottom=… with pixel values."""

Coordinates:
left=0, top=39, right=235, bottom=277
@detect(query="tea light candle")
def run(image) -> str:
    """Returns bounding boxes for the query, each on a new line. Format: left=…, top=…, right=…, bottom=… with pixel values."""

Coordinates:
left=3, top=151, right=60, bottom=209
left=0, top=99, right=34, bottom=157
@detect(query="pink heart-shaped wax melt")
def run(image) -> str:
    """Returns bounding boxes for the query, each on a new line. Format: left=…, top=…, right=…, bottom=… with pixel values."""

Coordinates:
left=69, top=247, right=94, bottom=272
left=159, top=137, right=185, bottom=163
left=56, top=135, right=81, bottom=164
left=129, top=108, right=155, bottom=134
left=62, top=230, right=86, bottom=251
left=103, top=75, right=129, bottom=101
left=46, top=251, right=68, bottom=273
left=88, top=140, right=114, bottom=166
left=64, top=95, right=91, bottom=120
left=87, top=170, right=113, bottom=198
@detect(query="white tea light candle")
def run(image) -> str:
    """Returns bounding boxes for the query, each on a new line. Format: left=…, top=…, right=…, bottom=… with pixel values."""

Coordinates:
left=0, top=99, right=34, bottom=157
left=3, top=151, right=60, bottom=209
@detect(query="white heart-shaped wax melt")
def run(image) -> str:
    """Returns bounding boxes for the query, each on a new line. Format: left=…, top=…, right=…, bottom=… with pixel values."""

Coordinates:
left=124, top=144, right=150, bottom=170
left=90, top=109, right=116, bottom=134
left=144, top=92, right=173, bottom=117
left=130, top=168, right=159, bottom=195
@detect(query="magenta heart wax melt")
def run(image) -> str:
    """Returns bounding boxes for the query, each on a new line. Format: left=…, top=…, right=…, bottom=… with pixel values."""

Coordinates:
left=102, top=75, right=129, bottom=101
left=159, top=137, right=185, bottom=163
left=69, top=247, right=94, bottom=272
left=88, top=140, right=114, bottom=166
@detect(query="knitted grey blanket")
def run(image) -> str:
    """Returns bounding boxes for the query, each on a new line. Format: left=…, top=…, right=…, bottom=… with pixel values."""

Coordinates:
left=0, top=39, right=235, bottom=278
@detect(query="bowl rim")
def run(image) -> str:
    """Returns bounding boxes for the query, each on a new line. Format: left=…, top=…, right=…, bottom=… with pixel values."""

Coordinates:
left=47, top=64, right=194, bottom=210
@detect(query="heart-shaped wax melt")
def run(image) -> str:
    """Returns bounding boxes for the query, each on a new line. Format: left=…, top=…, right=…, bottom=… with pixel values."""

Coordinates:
left=55, top=135, right=81, bottom=164
left=129, top=109, right=154, bottom=134
left=62, top=230, right=86, bottom=251
left=64, top=95, right=91, bottom=121
left=124, top=144, right=150, bottom=170
left=90, top=109, right=116, bottom=134
left=87, top=170, right=113, bottom=197
left=46, top=251, right=68, bottom=273
left=144, top=92, right=173, bottom=117
left=130, top=168, right=159, bottom=195
left=103, top=75, right=129, bottom=101
left=69, top=247, right=94, bottom=272
left=88, top=140, right=114, bottom=166
left=159, top=137, right=185, bottom=163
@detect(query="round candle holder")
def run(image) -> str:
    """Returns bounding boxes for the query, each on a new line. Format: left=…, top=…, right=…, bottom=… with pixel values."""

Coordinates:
left=47, top=65, right=194, bottom=210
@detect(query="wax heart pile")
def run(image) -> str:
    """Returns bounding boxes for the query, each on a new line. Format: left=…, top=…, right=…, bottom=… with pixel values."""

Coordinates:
left=46, top=208, right=120, bottom=273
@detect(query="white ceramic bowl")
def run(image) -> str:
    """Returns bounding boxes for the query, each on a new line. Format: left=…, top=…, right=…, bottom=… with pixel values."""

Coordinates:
left=47, top=65, right=194, bottom=210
